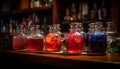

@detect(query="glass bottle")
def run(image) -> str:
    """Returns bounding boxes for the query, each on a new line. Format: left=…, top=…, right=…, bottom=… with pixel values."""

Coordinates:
left=64, top=8, right=70, bottom=21
left=90, top=2, right=98, bottom=20
left=106, top=22, right=117, bottom=53
left=0, top=20, right=4, bottom=50
left=98, top=0, right=107, bottom=20
left=13, top=25, right=27, bottom=51
left=82, top=2, right=89, bottom=20
left=71, top=3, right=77, bottom=21
left=30, top=0, right=34, bottom=8
left=65, top=22, right=84, bottom=54
left=78, top=3, right=82, bottom=20
left=34, top=0, right=40, bottom=8
left=89, top=22, right=107, bottom=54
left=27, top=25, right=44, bottom=52
left=44, top=24, right=62, bottom=52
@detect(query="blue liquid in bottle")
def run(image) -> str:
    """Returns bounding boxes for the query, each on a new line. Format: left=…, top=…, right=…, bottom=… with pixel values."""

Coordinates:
left=89, top=22, right=107, bottom=54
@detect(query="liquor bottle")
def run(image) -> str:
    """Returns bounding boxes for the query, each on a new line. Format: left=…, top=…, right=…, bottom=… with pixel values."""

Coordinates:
left=13, top=25, right=27, bottom=51
left=64, top=8, right=70, bottom=21
left=1, top=20, right=6, bottom=33
left=34, top=0, right=40, bottom=8
left=98, top=0, right=107, bottom=20
left=106, top=22, right=117, bottom=53
left=0, top=20, right=4, bottom=50
left=44, top=24, right=62, bottom=52
left=89, top=22, right=107, bottom=54
left=27, top=25, right=44, bottom=51
left=65, top=23, right=84, bottom=54
left=82, top=2, right=89, bottom=20
left=90, top=2, right=98, bottom=20
left=3, top=18, right=13, bottom=50
left=71, top=3, right=77, bottom=21
left=78, top=3, right=82, bottom=20
left=30, top=0, right=34, bottom=8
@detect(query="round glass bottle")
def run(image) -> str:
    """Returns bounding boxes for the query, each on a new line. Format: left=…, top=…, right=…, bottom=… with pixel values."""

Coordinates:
left=12, top=25, right=27, bottom=51
left=65, top=23, right=84, bottom=54
left=89, top=22, right=107, bottom=54
left=27, top=25, right=44, bottom=51
left=44, top=24, right=62, bottom=52
left=106, top=22, right=117, bottom=53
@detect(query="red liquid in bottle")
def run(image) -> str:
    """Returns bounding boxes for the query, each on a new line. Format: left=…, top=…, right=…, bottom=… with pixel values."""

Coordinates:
left=66, top=32, right=84, bottom=53
left=27, top=38, right=44, bottom=51
left=13, top=36, right=27, bottom=51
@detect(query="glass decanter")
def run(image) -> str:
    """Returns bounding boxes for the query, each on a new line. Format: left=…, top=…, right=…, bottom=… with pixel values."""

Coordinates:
left=12, top=25, right=27, bottom=51
left=27, top=25, right=44, bottom=51
left=65, top=22, right=84, bottom=54
left=106, top=22, right=117, bottom=53
left=44, top=24, right=62, bottom=52
left=89, top=22, right=107, bottom=54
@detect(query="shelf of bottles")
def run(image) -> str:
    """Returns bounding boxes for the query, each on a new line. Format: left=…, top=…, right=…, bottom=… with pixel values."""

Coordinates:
left=59, top=0, right=113, bottom=32
left=61, top=0, right=112, bottom=22
left=0, top=0, right=53, bottom=16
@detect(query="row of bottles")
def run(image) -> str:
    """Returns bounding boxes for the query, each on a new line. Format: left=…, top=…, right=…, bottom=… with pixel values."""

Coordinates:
left=0, top=12, right=49, bottom=50
left=0, top=14, right=119, bottom=54
left=64, top=0, right=112, bottom=21
left=30, top=0, right=53, bottom=8
left=13, top=21, right=118, bottom=54
left=1, top=18, right=119, bottom=54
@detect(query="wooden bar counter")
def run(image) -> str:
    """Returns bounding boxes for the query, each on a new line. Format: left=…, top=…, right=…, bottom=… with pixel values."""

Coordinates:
left=0, top=50, right=120, bottom=69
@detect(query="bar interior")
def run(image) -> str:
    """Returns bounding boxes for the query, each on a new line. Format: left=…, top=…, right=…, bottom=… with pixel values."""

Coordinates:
left=0, top=0, right=119, bottom=68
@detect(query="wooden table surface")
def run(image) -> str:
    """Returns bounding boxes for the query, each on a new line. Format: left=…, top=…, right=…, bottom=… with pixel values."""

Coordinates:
left=0, top=50, right=120, bottom=68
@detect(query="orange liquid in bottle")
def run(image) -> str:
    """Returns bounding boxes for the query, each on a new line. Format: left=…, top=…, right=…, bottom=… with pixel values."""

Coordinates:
left=45, top=33, right=62, bottom=52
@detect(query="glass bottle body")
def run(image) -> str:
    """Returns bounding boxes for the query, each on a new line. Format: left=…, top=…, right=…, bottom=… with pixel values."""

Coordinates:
left=13, top=25, right=27, bottom=51
left=106, top=22, right=117, bottom=53
left=66, top=23, right=84, bottom=53
left=44, top=24, right=62, bottom=52
left=89, top=22, right=107, bottom=54
left=27, top=25, right=44, bottom=51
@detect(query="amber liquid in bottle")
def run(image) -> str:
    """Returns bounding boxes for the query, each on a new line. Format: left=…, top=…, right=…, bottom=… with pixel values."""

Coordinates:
left=44, top=24, right=62, bottom=52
